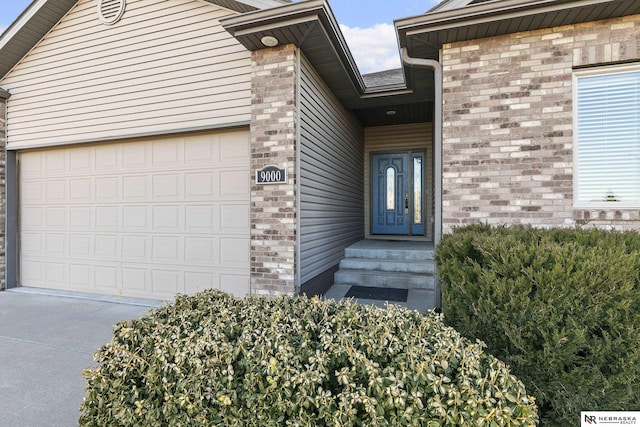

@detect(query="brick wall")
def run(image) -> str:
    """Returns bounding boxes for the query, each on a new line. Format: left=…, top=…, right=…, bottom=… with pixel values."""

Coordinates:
left=249, top=45, right=298, bottom=296
left=441, top=14, right=640, bottom=232
left=0, top=89, right=7, bottom=289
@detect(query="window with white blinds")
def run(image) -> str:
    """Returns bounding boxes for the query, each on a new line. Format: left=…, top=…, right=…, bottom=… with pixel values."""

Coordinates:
left=575, top=66, right=640, bottom=208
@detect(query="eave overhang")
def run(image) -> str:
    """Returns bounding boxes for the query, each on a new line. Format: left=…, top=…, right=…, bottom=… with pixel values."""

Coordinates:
left=0, top=0, right=289, bottom=81
left=0, top=0, right=77, bottom=80
left=221, top=0, right=435, bottom=123
left=221, top=0, right=367, bottom=100
left=396, top=0, right=640, bottom=60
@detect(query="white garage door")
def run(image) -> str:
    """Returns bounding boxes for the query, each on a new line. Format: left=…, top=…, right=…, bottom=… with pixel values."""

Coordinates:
left=19, top=130, right=251, bottom=300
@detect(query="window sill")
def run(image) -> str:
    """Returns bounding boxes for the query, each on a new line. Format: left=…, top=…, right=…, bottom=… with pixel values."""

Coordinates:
left=574, top=208, right=640, bottom=224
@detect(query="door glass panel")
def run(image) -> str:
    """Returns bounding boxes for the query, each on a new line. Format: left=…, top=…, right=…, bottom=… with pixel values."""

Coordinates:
left=413, top=157, right=422, bottom=224
left=386, top=167, right=395, bottom=210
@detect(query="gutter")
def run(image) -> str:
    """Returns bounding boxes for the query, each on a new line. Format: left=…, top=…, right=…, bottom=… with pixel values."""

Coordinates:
left=400, top=47, right=443, bottom=310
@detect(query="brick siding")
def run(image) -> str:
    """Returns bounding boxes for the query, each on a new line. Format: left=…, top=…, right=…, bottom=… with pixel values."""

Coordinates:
left=249, top=45, right=298, bottom=296
left=441, top=14, right=640, bottom=232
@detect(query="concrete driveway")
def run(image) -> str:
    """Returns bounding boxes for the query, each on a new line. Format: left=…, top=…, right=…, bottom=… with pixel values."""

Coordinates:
left=0, top=288, right=163, bottom=427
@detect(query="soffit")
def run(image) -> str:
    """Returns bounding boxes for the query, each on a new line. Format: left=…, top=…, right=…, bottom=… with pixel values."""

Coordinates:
left=397, top=0, right=640, bottom=60
left=221, top=0, right=435, bottom=126
left=0, top=0, right=77, bottom=80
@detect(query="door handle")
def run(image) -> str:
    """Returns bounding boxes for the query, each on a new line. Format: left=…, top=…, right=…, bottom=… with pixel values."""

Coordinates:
left=404, top=193, right=409, bottom=215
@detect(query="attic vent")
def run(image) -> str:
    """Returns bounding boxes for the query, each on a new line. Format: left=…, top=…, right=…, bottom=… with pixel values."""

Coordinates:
left=97, top=0, right=126, bottom=25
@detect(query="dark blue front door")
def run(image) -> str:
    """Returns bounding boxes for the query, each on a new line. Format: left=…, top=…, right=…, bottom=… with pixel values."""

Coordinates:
left=372, top=152, right=425, bottom=236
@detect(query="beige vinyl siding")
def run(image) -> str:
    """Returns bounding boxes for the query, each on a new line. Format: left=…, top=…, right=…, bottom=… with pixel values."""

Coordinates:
left=1, top=0, right=251, bottom=149
left=365, top=123, right=434, bottom=240
left=299, top=53, right=364, bottom=285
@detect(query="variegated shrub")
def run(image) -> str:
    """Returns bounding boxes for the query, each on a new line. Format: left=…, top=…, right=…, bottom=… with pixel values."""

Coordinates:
left=80, top=290, right=538, bottom=426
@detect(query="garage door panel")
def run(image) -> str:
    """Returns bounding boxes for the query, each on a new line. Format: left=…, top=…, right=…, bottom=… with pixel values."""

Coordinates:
left=221, top=171, right=250, bottom=199
left=122, top=236, right=148, bottom=259
left=220, top=238, right=250, bottom=267
left=46, top=262, right=66, bottom=284
left=21, top=181, right=44, bottom=203
left=123, top=176, right=148, bottom=199
left=45, top=151, right=66, bottom=172
left=22, top=261, right=43, bottom=282
left=22, top=207, right=44, bottom=227
left=69, top=234, right=92, bottom=257
left=185, top=136, right=216, bottom=164
left=95, top=266, right=118, bottom=290
left=152, top=140, right=181, bottom=166
left=152, top=206, right=180, bottom=230
left=185, top=272, right=215, bottom=295
left=45, top=234, right=66, bottom=256
left=185, top=238, right=215, bottom=264
left=152, top=270, right=180, bottom=296
left=22, top=233, right=43, bottom=255
left=185, top=172, right=215, bottom=198
left=221, top=273, right=250, bottom=298
left=152, top=174, right=181, bottom=199
left=19, top=130, right=251, bottom=299
left=152, top=237, right=180, bottom=262
left=46, top=207, right=66, bottom=227
left=46, top=180, right=66, bottom=202
left=69, top=264, right=91, bottom=288
left=95, top=235, right=119, bottom=259
left=69, top=148, right=91, bottom=171
left=95, top=177, right=120, bottom=201
left=69, top=178, right=92, bottom=201
left=221, top=205, right=250, bottom=233
left=220, top=131, right=250, bottom=162
left=95, top=146, right=120, bottom=170
left=69, top=207, right=93, bottom=228
left=185, top=205, right=215, bottom=231
left=95, top=206, right=119, bottom=229
left=123, top=207, right=148, bottom=229
left=122, top=268, right=148, bottom=293
left=123, top=143, right=147, bottom=168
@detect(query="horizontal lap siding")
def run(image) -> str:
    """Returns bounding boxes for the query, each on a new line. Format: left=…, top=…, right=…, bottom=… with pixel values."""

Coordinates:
left=1, top=0, right=251, bottom=149
left=299, top=54, right=364, bottom=285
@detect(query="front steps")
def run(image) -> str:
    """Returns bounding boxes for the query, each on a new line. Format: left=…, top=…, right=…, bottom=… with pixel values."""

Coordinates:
left=333, top=240, right=436, bottom=292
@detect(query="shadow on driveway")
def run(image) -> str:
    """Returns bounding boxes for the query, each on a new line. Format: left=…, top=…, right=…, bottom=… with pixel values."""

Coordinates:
left=0, top=288, right=163, bottom=427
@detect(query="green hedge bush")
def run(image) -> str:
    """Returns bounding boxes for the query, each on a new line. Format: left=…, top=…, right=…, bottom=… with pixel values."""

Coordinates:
left=80, top=290, right=538, bottom=426
left=435, top=224, right=640, bottom=426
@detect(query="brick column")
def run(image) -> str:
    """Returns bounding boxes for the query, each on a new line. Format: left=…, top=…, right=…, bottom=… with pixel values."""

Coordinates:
left=249, top=45, right=298, bottom=296
left=0, top=88, right=9, bottom=290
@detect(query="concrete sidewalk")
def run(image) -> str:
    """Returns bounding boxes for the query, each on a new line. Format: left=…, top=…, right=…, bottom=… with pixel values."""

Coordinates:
left=0, top=288, right=163, bottom=427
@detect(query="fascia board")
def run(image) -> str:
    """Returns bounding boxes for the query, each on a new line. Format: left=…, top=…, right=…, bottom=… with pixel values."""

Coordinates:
left=206, top=0, right=291, bottom=13
left=396, top=0, right=616, bottom=36
left=0, top=0, right=49, bottom=51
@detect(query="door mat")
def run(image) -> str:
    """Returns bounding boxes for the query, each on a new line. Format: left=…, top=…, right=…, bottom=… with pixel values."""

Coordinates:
left=344, top=286, right=408, bottom=303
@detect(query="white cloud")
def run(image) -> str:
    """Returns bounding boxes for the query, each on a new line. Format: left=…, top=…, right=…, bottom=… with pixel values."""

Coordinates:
left=339, top=23, right=401, bottom=75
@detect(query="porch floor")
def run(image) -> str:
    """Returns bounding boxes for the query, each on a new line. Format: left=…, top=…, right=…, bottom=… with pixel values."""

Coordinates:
left=323, top=239, right=437, bottom=313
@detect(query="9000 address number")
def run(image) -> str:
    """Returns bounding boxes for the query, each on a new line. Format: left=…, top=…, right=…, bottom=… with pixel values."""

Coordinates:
left=256, top=166, right=287, bottom=184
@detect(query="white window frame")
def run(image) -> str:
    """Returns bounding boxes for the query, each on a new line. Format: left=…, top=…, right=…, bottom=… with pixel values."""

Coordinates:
left=573, top=63, right=640, bottom=209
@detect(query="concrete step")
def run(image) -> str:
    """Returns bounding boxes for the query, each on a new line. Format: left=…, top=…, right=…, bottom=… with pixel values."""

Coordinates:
left=345, top=246, right=434, bottom=262
left=339, top=257, right=434, bottom=274
left=334, top=269, right=435, bottom=291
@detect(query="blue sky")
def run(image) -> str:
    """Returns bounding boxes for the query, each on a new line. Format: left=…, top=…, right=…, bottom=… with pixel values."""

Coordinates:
left=0, top=0, right=441, bottom=73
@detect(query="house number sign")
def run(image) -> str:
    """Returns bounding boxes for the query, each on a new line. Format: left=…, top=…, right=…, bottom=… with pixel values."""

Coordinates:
left=256, top=165, right=287, bottom=185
